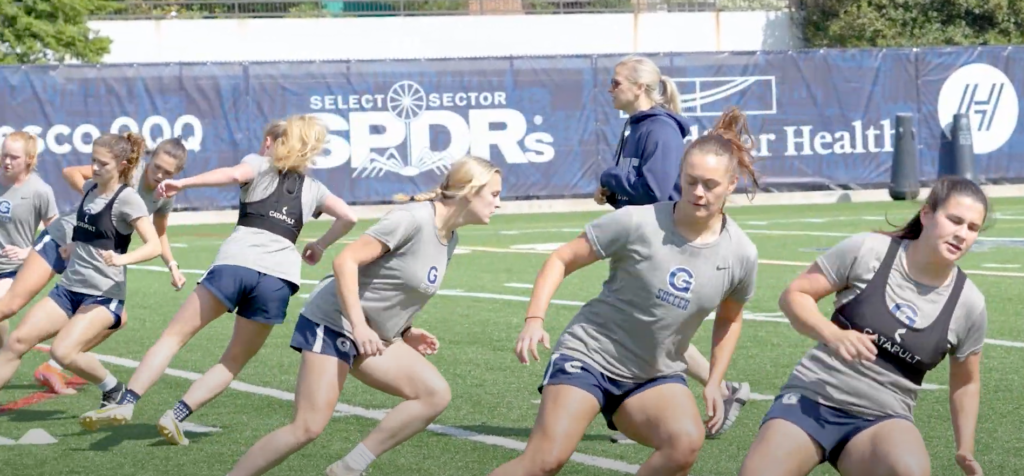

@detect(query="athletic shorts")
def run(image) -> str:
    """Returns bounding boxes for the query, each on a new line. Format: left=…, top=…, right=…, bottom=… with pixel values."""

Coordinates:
left=761, top=392, right=913, bottom=468
left=199, top=264, right=299, bottom=325
left=48, top=284, right=124, bottom=330
left=289, top=314, right=360, bottom=367
left=538, top=352, right=688, bottom=431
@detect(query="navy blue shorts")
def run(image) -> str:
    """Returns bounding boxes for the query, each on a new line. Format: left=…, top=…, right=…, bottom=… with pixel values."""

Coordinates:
left=199, top=264, right=299, bottom=325
left=289, top=314, right=359, bottom=367
left=32, top=230, right=67, bottom=274
left=538, top=353, right=688, bottom=431
left=48, top=284, right=124, bottom=330
left=761, top=392, right=912, bottom=468
left=0, top=269, right=17, bottom=280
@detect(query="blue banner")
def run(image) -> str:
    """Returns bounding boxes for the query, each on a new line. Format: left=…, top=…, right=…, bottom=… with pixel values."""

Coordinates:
left=1, top=46, right=1021, bottom=213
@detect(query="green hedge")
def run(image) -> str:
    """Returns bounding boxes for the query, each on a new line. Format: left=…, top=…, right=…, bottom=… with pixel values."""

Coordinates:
left=799, top=0, right=1024, bottom=48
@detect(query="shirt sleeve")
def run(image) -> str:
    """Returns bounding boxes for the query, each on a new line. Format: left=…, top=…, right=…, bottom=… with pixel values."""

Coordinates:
left=584, top=207, right=635, bottom=260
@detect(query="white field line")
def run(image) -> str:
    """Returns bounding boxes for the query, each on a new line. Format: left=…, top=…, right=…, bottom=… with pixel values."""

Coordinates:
left=458, top=244, right=1024, bottom=279
left=125, top=265, right=1024, bottom=352
left=30, top=344, right=640, bottom=475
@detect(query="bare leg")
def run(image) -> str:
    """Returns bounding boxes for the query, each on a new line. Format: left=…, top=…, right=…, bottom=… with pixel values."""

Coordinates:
left=837, top=418, right=930, bottom=476
left=180, top=315, right=273, bottom=411
left=488, top=384, right=600, bottom=476
left=613, top=382, right=706, bottom=476
left=0, top=297, right=69, bottom=388
left=738, top=419, right=824, bottom=476
left=126, top=285, right=227, bottom=396
left=228, top=351, right=349, bottom=476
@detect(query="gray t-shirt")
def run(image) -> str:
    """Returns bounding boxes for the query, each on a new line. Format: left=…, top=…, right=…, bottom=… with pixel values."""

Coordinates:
left=779, top=232, right=988, bottom=420
left=554, top=202, right=759, bottom=383
left=59, top=179, right=150, bottom=300
left=0, top=173, right=59, bottom=273
left=210, top=154, right=330, bottom=286
left=301, top=201, right=459, bottom=342
left=45, top=161, right=171, bottom=246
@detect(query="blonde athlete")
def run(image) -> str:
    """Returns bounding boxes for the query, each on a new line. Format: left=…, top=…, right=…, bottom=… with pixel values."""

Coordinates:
left=0, top=132, right=162, bottom=410
left=740, top=176, right=987, bottom=476
left=0, top=132, right=59, bottom=349
left=227, top=156, right=502, bottom=476
left=491, top=107, right=760, bottom=476
left=29, top=137, right=189, bottom=395
left=78, top=115, right=359, bottom=446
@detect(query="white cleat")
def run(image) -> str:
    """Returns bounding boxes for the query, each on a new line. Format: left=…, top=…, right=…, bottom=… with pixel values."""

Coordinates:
left=79, top=403, right=134, bottom=431
left=325, top=460, right=365, bottom=476
left=157, top=410, right=190, bottom=446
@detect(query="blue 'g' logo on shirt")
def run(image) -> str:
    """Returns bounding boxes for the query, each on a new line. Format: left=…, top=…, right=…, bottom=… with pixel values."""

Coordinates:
left=426, top=265, right=439, bottom=285
left=0, top=199, right=11, bottom=217
left=667, top=266, right=695, bottom=296
left=890, top=302, right=919, bottom=327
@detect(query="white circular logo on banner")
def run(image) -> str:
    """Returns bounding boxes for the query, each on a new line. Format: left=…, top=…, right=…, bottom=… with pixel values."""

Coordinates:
left=937, top=63, right=1019, bottom=155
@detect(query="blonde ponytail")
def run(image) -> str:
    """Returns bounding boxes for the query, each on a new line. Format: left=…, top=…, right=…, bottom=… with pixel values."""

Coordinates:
left=659, top=75, right=681, bottom=114
left=393, top=188, right=444, bottom=203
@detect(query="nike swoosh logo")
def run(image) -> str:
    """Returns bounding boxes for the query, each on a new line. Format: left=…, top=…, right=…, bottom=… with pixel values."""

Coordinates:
left=717, top=265, right=728, bottom=270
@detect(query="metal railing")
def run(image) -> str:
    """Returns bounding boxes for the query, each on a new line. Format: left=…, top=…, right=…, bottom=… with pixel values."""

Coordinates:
left=72, top=0, right=795, bottom=20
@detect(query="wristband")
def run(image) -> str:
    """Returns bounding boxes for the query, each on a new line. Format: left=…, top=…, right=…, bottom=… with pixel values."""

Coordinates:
left=168, top=260, right=178, bottom=270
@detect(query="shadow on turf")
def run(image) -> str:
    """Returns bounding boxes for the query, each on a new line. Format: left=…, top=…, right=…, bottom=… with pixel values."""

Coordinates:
left=0, top=408, right=74, bottom=423
left=458, top=424, right=609, bottom=442
left=72, top=423, right=214, bottom=451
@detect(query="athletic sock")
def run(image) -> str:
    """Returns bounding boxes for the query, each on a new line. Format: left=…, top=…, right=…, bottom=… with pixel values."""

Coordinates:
left=341, top=443, right=377, bottom=471
left=172, top=400, right=193, bottom=423
left=97, top=373, right=119, bottom=392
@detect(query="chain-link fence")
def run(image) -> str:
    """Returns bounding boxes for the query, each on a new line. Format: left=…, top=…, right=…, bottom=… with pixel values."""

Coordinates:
left=73, top=0, right=796, bottom=19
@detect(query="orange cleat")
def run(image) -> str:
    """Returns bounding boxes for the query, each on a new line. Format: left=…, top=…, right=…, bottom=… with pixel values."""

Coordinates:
left=33, top=362, right=78, bottom=395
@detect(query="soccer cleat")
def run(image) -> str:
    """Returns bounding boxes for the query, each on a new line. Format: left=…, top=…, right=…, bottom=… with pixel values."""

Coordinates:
left=325, top=460, right=365, bottom=476
left=157, top=410, right=190, bottom=446
left=33, top=363, right=77, bottom=395
left=706, top=381, right=750, bottom=439
left=79, top=404, right=134, bottom=431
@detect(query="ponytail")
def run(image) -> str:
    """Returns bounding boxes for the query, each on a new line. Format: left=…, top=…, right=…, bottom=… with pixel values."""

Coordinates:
left=659, top=75, right=681, bottom=114
left=684, top=106, right=761, bottom=199
left=393, top=187, right=444, bottom=203
left=120, top=132, right=147, bottom=184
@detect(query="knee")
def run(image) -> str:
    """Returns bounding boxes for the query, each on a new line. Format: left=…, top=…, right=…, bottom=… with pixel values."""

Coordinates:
left=523, top=448, right=571, bottom=476
left=49, top=343, right=77, bottom=368
left=290, top=418, right=328, bottom=446
left=415, top=376, right=452, bottom=415
left=4, top=330, right=35, bottom=357
left=659, top=424, right=705, bottom=471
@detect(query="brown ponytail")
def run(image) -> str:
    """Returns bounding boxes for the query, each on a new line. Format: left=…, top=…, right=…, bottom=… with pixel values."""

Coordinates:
left=682, top=106, right=761, bottom=199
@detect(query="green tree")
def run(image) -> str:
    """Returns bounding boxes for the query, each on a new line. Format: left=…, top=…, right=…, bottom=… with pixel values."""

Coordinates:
left=0, top=0, right=116, bottom=64
left=799, top=0, right=1024, bottom=48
